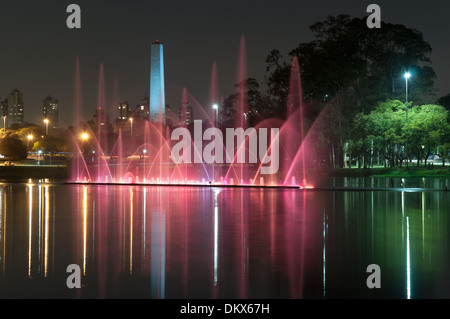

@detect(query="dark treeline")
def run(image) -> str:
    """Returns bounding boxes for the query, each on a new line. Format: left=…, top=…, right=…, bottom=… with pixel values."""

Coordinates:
left=221, top=14, right=450, bottom=168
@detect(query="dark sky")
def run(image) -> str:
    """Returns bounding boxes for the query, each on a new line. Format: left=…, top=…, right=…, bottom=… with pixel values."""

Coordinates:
left=1, top=0, right=449, bottom=127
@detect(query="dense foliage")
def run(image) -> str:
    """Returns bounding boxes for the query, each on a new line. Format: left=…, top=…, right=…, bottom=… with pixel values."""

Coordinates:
left=222, top=14, right=449, bottom=168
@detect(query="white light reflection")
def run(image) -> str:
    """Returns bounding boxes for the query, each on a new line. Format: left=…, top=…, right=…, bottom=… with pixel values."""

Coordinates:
left=406, top=216, right=411, bottom=299
left=44, top=185, right=49, bottom=277
left=130, top=187, right=133, bottom=275
left=213, top=188, right=221, bottom=286
left=38, top=185, right=42, bottom=275
left=1, top=186, right=4, bottom=278
left=143, top=187, right=147, bottom=265
left=28, top=184, right=33, bottom=278
left=83, top=186, right=87, bottom=275
left=401, top=191, right=405, bottom=243
left=322, top=208, right=327, bottom=297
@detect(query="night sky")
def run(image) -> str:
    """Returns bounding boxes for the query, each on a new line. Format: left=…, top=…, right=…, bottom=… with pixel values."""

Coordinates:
left=1, top=0, right=449, bottom=127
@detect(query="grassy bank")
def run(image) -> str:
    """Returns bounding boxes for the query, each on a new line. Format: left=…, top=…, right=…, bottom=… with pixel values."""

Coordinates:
left=328, top=167, right=450, bottom=178
left=0, top=165, right=69, bottom=182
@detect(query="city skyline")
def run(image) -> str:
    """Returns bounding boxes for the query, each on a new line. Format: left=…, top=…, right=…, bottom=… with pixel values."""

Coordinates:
left=1, top=1, right=450, bottom=128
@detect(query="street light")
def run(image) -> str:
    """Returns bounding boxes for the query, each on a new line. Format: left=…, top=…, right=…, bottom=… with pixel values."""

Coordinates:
left=44, top=119, right=49, bottom=135
left=404, top=72, right=411, bottom=121
left=80, top=133, right=89, bottom=158
left=27, top=134, right=34, bottom=150
left=212, top=104, right=218, bottom=127
left=38, top=150, right=42, bottom=165
left=81, top=133, right=89, bottom=141
left=129, top=117, right=134, bottom=137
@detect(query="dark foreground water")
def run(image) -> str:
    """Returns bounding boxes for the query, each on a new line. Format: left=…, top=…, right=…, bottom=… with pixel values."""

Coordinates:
left=0, top=177, right=449, bottom=299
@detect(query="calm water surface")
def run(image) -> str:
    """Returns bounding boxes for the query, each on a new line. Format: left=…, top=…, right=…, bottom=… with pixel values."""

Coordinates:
left=0, top=177, right=449, bottom=299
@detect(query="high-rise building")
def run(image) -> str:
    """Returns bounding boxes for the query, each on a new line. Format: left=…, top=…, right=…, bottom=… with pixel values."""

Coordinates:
left=42, top=95, right=59, bottom=128
left=7, top=89, right=24, bottom=127
left=118, top=101, right=130, bottom=120
left=0, top=99, right=8, bottom=129
left=178, top=100, right=193, bottom=127
left=113, top=101, right=132, bottom=134
left=138, top=94, right=150, bottom=119
left=150, top=40, right=166, bottom=123
left=93, top=106, right=110, bottom=128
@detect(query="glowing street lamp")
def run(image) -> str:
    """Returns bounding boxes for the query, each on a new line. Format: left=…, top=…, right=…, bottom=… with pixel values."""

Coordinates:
left=38, top=150, right=42, bottom=165
left=27, top=134, right=34, bottom=150
left=81, top=133, right=89, bottom=141
left=141, top=148, right=147, bottom=160
left=80, top=133, right=89, bottom=157
left=129, top=117, right=134, bottom=137
left=404, top=72, right=411, bottom=121
left=44, top=119, right=49, bottom=135
left=212, top=104, right=219, bottom=127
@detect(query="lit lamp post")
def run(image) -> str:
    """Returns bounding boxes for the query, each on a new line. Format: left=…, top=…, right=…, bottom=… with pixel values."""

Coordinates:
left=142, top=149, right=147, bottom=179
left=38, top=150, right=42, bottom=165
left=81, top=132, right=89, bottom=157
left=212, top=104, right=219, bottom=127
left=404, top=72, right=411, bottom=121
left=129, top=117, right=134, bottom=137
left=27, top=134, right=34, bottom=150
left=44, top=119, right=49, bottom=135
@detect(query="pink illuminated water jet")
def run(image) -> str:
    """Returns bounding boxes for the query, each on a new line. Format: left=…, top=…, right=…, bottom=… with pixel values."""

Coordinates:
left=69, top=41, right=316, bottom=190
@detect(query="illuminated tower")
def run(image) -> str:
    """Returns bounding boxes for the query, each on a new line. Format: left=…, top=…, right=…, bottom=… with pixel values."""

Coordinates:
left=150, top=40, right=166, bottom=123
left=7, top=89, right=24, bottom=127
left=42, top=95, right=59, bottom=128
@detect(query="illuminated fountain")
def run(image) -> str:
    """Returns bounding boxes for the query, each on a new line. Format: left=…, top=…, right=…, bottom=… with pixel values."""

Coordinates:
left=68, top=38, right=316, bottom=189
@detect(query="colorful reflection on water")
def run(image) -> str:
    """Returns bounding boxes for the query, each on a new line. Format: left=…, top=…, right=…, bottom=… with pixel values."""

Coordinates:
left=0, top=179, right=449, bottom=299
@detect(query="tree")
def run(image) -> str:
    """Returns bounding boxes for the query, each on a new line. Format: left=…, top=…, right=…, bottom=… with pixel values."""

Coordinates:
left=221, top=78, right=268, bottom=127
left=264, top=49, right=292, bottom=118
left=348, top=113, right=373, bottom=168
left=268, top=14, right=437, bottom=167
left=350, top=100, right=450, bottom=168
left=33, top=136, right=69, bottom=163
left=361, top=100, right=407, bottom=168
left=403, top=104, right=450, bottom=166
left=16, top=125, right=45, bottom=140
left=437, top=94, right=450, bottom=111
left=15, top=125, right=46, bottom=149
left=0, top=137, right=28, bottom=162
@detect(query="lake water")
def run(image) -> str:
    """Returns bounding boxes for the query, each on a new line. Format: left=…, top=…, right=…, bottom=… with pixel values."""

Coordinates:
left=0, top=177, right=449, bottom=299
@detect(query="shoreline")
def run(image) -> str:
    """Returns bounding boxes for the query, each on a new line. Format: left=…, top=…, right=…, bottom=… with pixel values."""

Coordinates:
left=0, top=165, right=449, bottom=183
left=0, top=165, right=69, bottom=182
left=327, top=167, right=450, bottom=178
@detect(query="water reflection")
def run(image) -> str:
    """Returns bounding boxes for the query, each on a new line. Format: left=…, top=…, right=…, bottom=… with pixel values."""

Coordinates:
left=0, top=180, right=449, bottom=298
